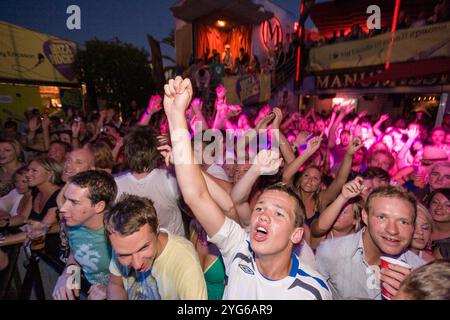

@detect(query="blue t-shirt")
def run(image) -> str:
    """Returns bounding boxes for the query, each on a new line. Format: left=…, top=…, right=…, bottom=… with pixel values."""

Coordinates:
left=67, top=225, right=111, bottom=286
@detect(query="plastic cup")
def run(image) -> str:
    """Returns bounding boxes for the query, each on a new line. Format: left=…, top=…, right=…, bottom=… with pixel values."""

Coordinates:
left=27, top=223, right=48, bottom=251
left=380, top=256, right=411, bottom=300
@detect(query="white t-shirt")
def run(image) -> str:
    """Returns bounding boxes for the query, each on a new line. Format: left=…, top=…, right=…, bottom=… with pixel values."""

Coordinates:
left=0, top=189, right=23, bottom=217
left=114, top=169, right=185, bottom=237
left=209, top=217, right=332, bottom=300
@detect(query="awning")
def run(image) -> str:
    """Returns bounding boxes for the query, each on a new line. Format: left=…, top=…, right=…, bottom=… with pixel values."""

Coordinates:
left=170, top=0, right=274, bottom=26
left=359, top=58, right=450, bottom=83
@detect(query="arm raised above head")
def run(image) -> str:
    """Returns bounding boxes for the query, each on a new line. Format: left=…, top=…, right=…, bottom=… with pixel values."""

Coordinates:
left=164, top=76, right=225, bottom=238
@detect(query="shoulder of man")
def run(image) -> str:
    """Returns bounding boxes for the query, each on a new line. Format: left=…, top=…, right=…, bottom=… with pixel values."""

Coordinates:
left=292, top=260, right=333, bottom=300
left=402, top=250, right=426, bottom=270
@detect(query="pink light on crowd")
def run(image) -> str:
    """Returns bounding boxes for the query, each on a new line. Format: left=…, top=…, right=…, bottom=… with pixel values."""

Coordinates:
left=385, top=0, right=401, bottom=70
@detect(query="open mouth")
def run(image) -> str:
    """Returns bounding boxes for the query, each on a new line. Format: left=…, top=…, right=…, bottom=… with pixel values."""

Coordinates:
left=381, top=236, right=400, bottom=245
left=253, top=226, right=268, bottom=242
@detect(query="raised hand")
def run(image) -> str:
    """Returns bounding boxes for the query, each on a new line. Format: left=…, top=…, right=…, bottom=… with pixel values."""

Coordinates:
left=341, top=177, right=364, bottom=200
left=358, top=110, right=368, bottom=118
left=227, top=104, right=242, bottom=117
left=147, top=95, right=162, bottom=114
left=191, top=98, right=203, bottom=115
left=272, top=107, right=283, bottom=129
left=157, top=144, right=173, bottom=166
left=71, top=120, right=81, bottom=138
left=343, top=104, right=356, bottom=115
left=41, top=114, right=51, bottom=129
left=304, top=133, right=323, bottom=155
left=216, top=84, right=227, bottom=100
left=347, top=136, right=364, bottom=155
left=406, top=126, right=420, bottom=140
left=379, top=114, right=389, bottom=122
left=252, top=149, right=283, bottom=176
left=163, top=76, right=193, bottom=117
left=255, top=112, right=275, bottom=131
left=294, top=131, right=310, bottom=147
left=28, top=116, right=41, bottom=132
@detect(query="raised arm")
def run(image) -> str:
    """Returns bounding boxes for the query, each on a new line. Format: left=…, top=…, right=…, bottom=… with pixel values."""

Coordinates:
left=42, top=114, right=51, bottom=151
left=325, top=106, right=338, bottom=137
left=164, top=76, right=225, bottom=237
left=271, top=107, right=295, bottom=164
left=282, top=134, right=322, bottom=184
left=373, top=114, right=389, bottom=137
left=139, top=95, right=162, bottom=126
left=190, top=98, right=209, bottom=131
left=310, top=177, right=364, bottom=237
left=327, top=105, right=354, bottom=149
left=230, top=150, right=282, bottom=227
left=320, top=136, right=363, bottom=207
left=351, top=110, right=368, bottom=127
left=396, top=126, right=420, bottom=169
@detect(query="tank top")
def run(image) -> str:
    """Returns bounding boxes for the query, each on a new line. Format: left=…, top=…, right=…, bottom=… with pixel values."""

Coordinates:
left=204, top=255, right=225, bottom=300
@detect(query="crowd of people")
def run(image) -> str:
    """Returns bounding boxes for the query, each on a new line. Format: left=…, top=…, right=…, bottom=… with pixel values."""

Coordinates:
left=307, top=0, right=450, bottom=48
left=185, top=39, right=295, bottom=109
left=0, top=73, right=449, bottom=300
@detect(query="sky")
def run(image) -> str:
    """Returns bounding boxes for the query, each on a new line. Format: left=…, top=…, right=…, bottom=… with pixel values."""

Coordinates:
left=0, top=0, right=323, bottom=62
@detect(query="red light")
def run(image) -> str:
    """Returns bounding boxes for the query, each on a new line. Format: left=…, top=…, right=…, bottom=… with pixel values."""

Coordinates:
left=385, top=0, right=401, bottom=70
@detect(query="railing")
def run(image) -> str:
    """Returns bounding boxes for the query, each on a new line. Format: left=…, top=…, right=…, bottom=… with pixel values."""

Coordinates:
left=272, top=55, right=296, bottom=94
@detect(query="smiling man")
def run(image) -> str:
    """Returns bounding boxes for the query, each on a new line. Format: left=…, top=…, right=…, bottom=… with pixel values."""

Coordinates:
left=105, top=194, right=207, bottom=300
left=316, top=185, right=425, bottom=299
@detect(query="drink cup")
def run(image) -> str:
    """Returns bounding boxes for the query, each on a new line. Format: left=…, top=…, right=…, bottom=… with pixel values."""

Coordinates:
left=380, top=256, right=411, bottom=300
left=27, top=223, right=48, bottom=251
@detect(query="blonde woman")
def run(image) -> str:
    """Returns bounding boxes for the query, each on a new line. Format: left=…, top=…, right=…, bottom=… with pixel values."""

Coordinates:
left=0, top=156, right=62, bottom=251
left=0, top=139, right=24, bottom=197
left=411, top=204, right=435, bottom=262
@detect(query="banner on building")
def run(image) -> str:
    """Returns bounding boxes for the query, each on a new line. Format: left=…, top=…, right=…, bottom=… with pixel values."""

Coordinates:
left=308, top=22, right=450, bottom=71
left=0, top=21, right=78, bottom=84
left=314, top=67, right=450, bottom=90
left=222, top=73, right=271, bottom=106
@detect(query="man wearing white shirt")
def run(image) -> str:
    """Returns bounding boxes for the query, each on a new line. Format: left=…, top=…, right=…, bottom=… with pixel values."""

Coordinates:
left=114, top=127, right=185, bottom=237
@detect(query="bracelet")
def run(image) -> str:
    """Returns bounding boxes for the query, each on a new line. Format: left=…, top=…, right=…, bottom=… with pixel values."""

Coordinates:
left=72, top=136, right=78, bottom=139
left=144, top=110, right=152, bottom=116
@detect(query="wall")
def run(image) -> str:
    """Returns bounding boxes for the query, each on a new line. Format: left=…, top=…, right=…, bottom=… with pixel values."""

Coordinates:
left=0, top=84, right=42, bottom=123
left=251, top=0, right=296, bottom=63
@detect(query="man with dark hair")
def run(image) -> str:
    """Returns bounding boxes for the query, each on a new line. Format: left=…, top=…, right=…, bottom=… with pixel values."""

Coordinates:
left=360, top=167, right=390, bottom=201
left=395, top=259, right=450, bottom=300
left=105, top=194, right=207, bottom=300
left=114, top=126, right=185, bottom=236
left=53, top=170, right=117, bottom=300
left=316, top=185, right=425, bottom=299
